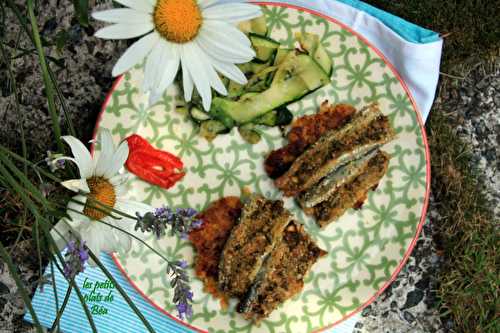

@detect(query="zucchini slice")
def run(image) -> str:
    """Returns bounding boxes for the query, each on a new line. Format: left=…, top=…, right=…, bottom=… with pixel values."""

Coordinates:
left=211, top=53, right=330, bottom=124
left=238, top=16, right=268, bottom=36
left=199, top=120, right=229, bottom=142
left=255, top=107, right=293, bottom=127
left=250, top=33, right=280, bottom=63
left=190, top=106, right=211, bottom=122
left=296, top=32, right=332, bottom=76
left=238, top=124, right=262, bottom=144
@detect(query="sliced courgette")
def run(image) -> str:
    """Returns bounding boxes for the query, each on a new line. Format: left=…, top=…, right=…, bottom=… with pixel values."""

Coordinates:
left=238, top=16, right=268, bottom=36
left=296, top=32, right=332, bottom=76
left=249, top=33, right=280, bottom=63
left=199, top=120, right=229, bottom=142
left=246, top=65, right=277, bottom=93
left=274, top=48, right=293, bottom=66
left=255, top=107, right=293, bottom=127
left=251, top=16, right=268, bottom=36
left=228, top=80, right=245, bottom=98
left=212, top=52, right=330, bottom=124
left=190, top=106, right=211, bottom=122
left=238, top=124, right=261, bottom=144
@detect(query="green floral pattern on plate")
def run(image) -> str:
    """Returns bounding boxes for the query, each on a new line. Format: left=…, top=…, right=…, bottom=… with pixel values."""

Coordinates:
left=96, top=4, right=428, bottom=333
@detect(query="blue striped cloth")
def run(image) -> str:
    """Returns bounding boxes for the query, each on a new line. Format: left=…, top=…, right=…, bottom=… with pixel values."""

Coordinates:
left=24, top=253, right=193, bottom=333
left=24, top=1, right=441, bottom=332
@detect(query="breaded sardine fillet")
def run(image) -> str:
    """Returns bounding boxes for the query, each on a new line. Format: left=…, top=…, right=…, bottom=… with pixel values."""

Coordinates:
left=275, top=104, right=395, bottom=197
left=308, top=150, right=391, bottom=227
left=189, top=197, right=242, bottom=305
left=237, top=221, right=326, bottom=321
left=218, top=195, right=292, bottom=297
left=264, top=102, right=355, bottom=179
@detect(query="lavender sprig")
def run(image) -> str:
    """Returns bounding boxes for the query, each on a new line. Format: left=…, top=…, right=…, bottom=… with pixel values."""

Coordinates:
left=45, top=150, right=66, bottom=172
left=167, top=260, right=194, bottom=320
left=135, top=206, right=203, bottom=240
left=62, top=239, right=89, bottom=280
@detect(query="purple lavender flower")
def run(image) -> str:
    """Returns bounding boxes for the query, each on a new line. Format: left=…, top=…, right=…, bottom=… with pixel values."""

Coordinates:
left=62, top=239, right=89, bottom=280
left=177, top=260, right=188, bottom=269
left=191, top=219, right=203, bottom=229
left=45, top=151, right=66, bottom=172
left=167, top=260, right=194, bottom=320
left=135, top=206, right=201, bottom=240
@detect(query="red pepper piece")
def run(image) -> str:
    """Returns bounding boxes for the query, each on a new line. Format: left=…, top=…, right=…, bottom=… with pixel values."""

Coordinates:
left=126, top=134, right=150, bottom=151
left=125, top=134, right=185, bottom=189
left=126, top=135, right=183, bottom=169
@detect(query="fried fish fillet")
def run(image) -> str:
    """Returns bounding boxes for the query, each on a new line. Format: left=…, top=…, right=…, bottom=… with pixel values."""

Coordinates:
left=189, top=197, right=242, bottom=305
left=237, top=221, right=326, bottom=321
left=307, top=150, right=391, bottom=227
left=275, top=103, right=395, bottom=197
left=264, top=102, right=356, bottom=179
left=218, top=195, right=292, bottom=297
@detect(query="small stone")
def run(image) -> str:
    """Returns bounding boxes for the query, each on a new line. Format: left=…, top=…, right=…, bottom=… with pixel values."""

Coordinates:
left=0, top=282, right=9, bottom=295
left=403, top=311, right=416, bottom=323
left=402, top=289, right=424, bottom=309
left=42, top=17, right=58, bottom=34
left=415, top=277, right=430, bottom=290
left=361, top=305, right=372, bottom=316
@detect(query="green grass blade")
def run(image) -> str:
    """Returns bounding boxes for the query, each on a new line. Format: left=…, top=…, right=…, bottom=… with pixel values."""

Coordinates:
left=4, top=0, right=75, bottom=137
left=0, top=144, right=62, bottom=183
left=0, top=242, right=45, bottom=333
left=0, top=153, right=52, bottom=210
left=49, top=284, right=73, bottom=332
left=49, top=261, right=61, bottom=333
left=26, top=0, right=64, bottom=152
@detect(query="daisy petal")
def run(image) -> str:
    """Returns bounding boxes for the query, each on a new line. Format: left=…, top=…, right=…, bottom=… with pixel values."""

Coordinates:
left=157, top=44, right=180, bottom=93
left=104, top=141, right=129, bottom=179
left=62, top=136, right=93, bottom=179
left=113, top=0, right=154, bottom=13
left=116, top=199, right=152, bottom=216
left=66, top=194, right=88, bottom=221
left=149, top=45, right=180, bottom=105
left=181, top=58, right=194, bottom=102
left=203, top=3, right=262, bottom=23
left=143, top=43, right=165, bottom=92
left=83, top=223, right=115, bottom=263
left=196, top=22, right=255, bottom=63
left=61, top=179, right=90, bottom=193
left=95, top=129, right=115, bottom=177
left=109, top=174, right=129, bottom=187
left=199, top=0, right=219, bottom=9
left=112, top=32, right=160, bottom=76
left=92, top=8, right=152, bottom=24
left=195, top=47, right=227, bottom=95
left=94, top=23, right=154, bottom=40
left=209, top=58, right=248, bottom=85
left=196, top=28, right=255, bottom=63
left=203, top=20, right=252, bottom=47
left=50, top=219, right=75, bottom=251
left=182, top=44, right=213, bottom=110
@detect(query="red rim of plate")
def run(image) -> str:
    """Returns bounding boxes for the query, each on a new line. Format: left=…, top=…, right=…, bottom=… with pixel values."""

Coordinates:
left=91, top=2, right=431, bottom=332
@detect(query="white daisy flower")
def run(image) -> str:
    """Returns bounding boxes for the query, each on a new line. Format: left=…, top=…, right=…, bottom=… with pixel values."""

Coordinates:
left=51, top=129, right=151, bottom=265
left=92, top=0, right=262, bottom=110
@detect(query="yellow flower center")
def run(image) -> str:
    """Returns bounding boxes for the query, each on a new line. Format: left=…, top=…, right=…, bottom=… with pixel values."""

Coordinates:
left=153, top=0, right=203, bottom=43
left=83, top=177, right=116, bottom=221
